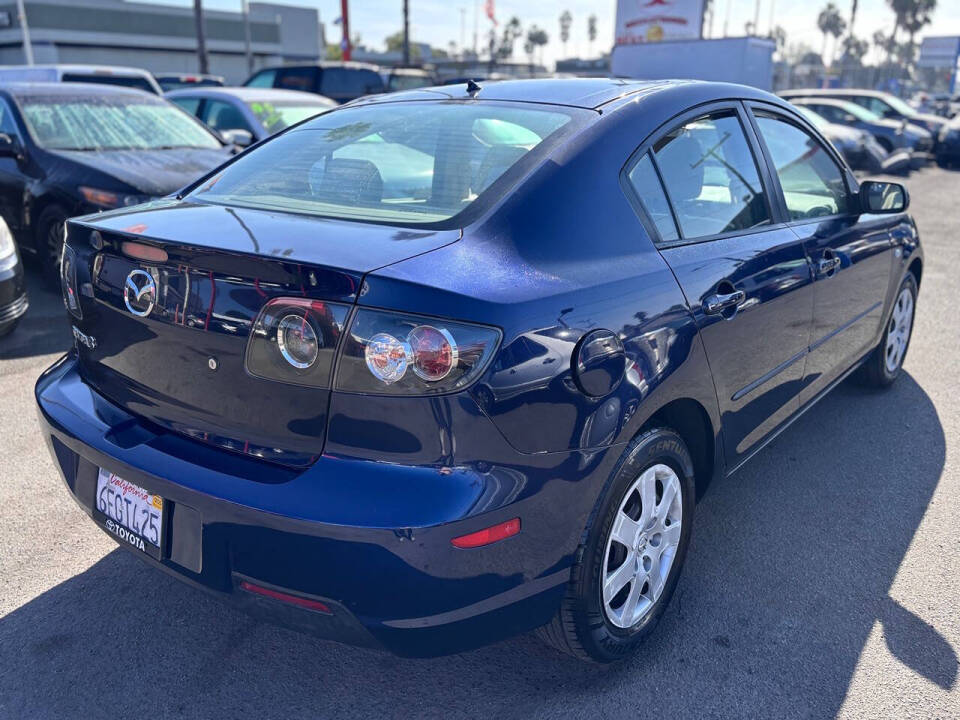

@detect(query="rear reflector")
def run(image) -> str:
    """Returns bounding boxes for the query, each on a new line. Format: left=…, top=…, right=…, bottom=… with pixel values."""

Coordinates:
left=121, top=241, right=168, bottom=262
left=451, top=518, right=521, bottom=548
left=238, top=580, right=332, bottom=614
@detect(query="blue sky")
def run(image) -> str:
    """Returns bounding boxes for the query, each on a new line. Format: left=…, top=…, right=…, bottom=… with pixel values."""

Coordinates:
left=159, top=1, right=960, bottom=67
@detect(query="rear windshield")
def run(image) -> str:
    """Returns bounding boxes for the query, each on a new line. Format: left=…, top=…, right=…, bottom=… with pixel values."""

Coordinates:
left=61, top=73, right=157, bottom=94
left=20, top=94, right=222, bottom=151
left=189, top=101, right=577, bottom=225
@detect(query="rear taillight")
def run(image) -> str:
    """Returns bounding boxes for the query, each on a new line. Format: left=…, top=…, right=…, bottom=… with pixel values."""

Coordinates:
left=335, top=309, right=500, bottom=395
left=60, top=244, right=81, bottom=319
left=245, top=297, right=350, bottom=387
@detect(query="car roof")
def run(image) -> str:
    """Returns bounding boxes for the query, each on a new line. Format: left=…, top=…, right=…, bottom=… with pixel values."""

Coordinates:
left=0, top=63, right=153, bottom=77
left=0, top=81, right=162, bottom=99
left=781, top=88, right=887, bottom=98
left=789, top=97, right=859, bottom=108
left=349, top=78, right=780, bottom=111
left=254, top=61, right=381, bottom=72
left=165, top=86, right=333, bottom=104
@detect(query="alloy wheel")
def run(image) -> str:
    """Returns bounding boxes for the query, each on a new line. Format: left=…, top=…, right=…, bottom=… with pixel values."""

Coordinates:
left=884, top=286, right=914, bottom=373
left=601, top=463, right=683, bottom=629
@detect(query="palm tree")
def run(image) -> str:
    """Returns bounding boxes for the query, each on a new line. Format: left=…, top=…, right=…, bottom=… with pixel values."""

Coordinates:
left=587, top=14, right=597, bottom=57
left=817, top=3, right=846, bottom=67
left=559, top=11, right=572, bottom=59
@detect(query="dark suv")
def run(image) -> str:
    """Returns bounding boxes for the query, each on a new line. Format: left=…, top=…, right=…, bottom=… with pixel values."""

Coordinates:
left=244, top=62, right=385, bottom=104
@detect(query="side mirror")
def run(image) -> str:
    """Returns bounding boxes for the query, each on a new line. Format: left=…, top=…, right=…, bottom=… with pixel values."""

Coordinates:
left=859, top=180, right=909, bottom=214
left=0, top=132, right=20, bottom=158
left=221, top=128, right=254, bottom=148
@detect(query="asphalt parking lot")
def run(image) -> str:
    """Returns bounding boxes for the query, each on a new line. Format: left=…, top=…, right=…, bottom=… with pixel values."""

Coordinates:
left=1, top=168, right=959, bottom=719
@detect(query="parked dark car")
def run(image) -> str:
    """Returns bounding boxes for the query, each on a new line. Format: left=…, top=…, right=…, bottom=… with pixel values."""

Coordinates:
left=790, top=98, right=930, bottom=167
left=0, top=215, right=27, bottom=337
left=167, top=87, right=336, bottom=146
left=792, top=105, right=887, bottom=173
left=780, top=88, right=946, bottom=147
left=0, top=64, right=162, bottom=94
left=936, top=115, right=960, bottom=167
left=0, top=83, right=231, bottom=280
left=243, top=62, right=384, bottom=104
left=381, top=67, right=435, bottom=92
left=37, top=79, right=921, bottom=662
left=155, top=72, right=225, bottom=92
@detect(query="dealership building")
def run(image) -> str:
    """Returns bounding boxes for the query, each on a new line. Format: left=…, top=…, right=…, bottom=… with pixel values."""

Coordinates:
left=0, top=0, right=324, bottom=83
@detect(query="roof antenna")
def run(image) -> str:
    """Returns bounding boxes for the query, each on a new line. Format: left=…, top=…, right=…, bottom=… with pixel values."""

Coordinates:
left=466, top=78, right=482, bottom=95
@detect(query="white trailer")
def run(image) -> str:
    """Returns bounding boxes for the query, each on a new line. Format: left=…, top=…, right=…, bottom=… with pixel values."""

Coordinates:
left=611, top=36, right=776, bottom=91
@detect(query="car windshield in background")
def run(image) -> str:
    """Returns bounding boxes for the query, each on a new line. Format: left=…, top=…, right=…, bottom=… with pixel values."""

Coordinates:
left=190, top=101, right=575, bottom=224
left=246, top=100, right=332, bottom=134
left=881, top=93, right=918, bottom=117
left=387, top=74, right=434, bottom=92
left=20, top=95, right=221, bottom=151
left=838, top=101, right=883, bottom=122
left=796, top=107, right=827, bottom=129
left=61, top=74, right=156, bottom=94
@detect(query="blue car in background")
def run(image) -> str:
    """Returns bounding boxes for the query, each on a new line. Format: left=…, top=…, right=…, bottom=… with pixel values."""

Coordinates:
left=37, top=79, right=921, bottom=662
left=788, top=97, right=932, bottom=164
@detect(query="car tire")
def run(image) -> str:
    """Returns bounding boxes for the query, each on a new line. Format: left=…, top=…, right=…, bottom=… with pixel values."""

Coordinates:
left=855, top=273, right=917, bottom=388
left=536, top=427, right=695, bottom=662
left=35, top=205, right=68, bottom=287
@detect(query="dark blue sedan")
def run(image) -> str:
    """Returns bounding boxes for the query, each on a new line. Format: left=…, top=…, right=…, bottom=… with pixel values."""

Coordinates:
left=37, top=79, right=921, bottom=662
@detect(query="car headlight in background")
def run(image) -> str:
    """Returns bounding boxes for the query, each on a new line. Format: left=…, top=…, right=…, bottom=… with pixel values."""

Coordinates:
left=79, top=186, right=149, bottom=209
left=0, top=215, right=16, bottom=266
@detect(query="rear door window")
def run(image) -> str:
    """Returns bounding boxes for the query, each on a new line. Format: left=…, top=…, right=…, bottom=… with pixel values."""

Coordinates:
left=275, top=67, right=319, bottom=93
left=320, top=68, right=384, bottom=99
left=754, top=112, right=849, bottom=220
left=246, top=69, right=277, bottom=88
left=653, top=111, right=771, bottom=239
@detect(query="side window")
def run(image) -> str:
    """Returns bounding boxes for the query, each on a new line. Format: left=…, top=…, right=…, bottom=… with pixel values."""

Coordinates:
left=0, top=100, right=18, bottom=137
left=754, top=112, right=849, bottom=220
left=275, top=67, right=318, bottom=92
left=203, top=100, right=250, bottom=133
left=170, top=97, right=202, bottom=117
left=653, top=111, right=770, bottom=239
left=320, top=69, right=383, bottom=99
left=246, top=69, right=276, bottom=88
left=813, top=104, right=839, bottom=123
left=626, top=153, right=679, bottom=242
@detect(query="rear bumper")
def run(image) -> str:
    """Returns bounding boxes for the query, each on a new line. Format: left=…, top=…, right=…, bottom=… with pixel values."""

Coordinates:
left=36, top=354, right=615, bottom=656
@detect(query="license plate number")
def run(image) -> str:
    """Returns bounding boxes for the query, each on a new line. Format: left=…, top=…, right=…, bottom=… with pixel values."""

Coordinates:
left=95, top=469, right=164, bottom=559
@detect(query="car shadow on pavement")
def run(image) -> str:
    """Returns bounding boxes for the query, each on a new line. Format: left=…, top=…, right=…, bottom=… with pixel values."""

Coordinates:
left=0, top=372, right=952, bottom=719
left=0, top=266, right=72, bottom=360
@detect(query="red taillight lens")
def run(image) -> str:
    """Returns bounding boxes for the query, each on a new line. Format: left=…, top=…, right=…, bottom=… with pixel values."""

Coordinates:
left=451, top=518, right=521, bottom=548
left=238, top=580, right=332, bottom=614
left=336, top=309, right=500, bottom=396
left=408, top=325, right=458, bottom=381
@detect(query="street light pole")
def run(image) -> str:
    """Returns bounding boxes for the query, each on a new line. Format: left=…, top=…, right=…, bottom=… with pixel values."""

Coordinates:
left=14, top=0, right=33, bottom=65
left=340, top=0, right=351, bottom=61
left=242, top=0, right=253, bottom=74
left=193, top=0, right=209, bottom=74
left=402, top=0, right=410, bottom=65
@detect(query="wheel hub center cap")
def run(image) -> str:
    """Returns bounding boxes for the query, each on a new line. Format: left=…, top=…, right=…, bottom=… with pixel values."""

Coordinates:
left=635, top=533, right=648, bottom=552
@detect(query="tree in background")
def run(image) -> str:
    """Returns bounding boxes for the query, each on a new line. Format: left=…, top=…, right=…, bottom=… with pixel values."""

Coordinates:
left=495, top=16, right=523, bottom=60
left=885, top=0, right=936, bottom=82
left=559, top=11, right=572, bottom=59
left=587, top=15, right=597, bottom=57
left=386, top=30, right=420, bottom=59
left=817, top=3, right=847, bottom=67
left=526, top=25, right=549, bottom=66
left=769, top=25, right=787, bottom=59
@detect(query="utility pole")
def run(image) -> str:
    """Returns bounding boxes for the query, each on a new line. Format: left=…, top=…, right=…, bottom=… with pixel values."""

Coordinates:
left=768, top=0, right=776, bottom=35
left=193, top=0, right=209, bottom=74
left=402, top=0, right=410, bottom=65
left=14, top=0, right=32, bottom=65
left=723, top=0, right=731, bottom=37
left=752, top=0, right=761, bottom=37
left=242, top=0, right=253, bottom=74
left=459, top=8, right=465, bottom=59
left=340, top=0, right=351, bottom=61
left=472, top=0, right=478, bottom=57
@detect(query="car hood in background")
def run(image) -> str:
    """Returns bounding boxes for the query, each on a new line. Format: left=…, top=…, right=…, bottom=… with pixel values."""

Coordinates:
left=50, top=147, right=231, bottom=197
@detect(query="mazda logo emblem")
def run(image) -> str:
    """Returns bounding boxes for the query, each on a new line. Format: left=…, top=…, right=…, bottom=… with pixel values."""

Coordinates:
left=123, top=269, right=157, bottom=317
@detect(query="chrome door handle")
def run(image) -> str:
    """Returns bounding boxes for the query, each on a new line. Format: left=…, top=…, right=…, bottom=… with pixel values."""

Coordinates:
left=817, top=256, right=841, bottom=276
left=703, top=290, right=746, bottom=315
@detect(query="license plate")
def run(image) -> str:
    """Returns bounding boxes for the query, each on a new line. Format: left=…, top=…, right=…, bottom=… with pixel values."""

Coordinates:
left=94, top=469, right=164, bottom=560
